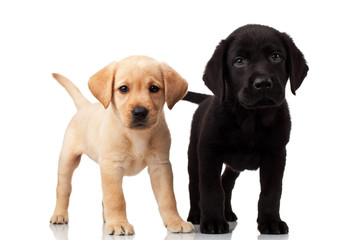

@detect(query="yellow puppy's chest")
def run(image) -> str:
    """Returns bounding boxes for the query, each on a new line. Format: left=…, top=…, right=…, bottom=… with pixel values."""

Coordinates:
left=129, top=133, right=149, bottom=159
left=115, top=132, right=153, bottom=176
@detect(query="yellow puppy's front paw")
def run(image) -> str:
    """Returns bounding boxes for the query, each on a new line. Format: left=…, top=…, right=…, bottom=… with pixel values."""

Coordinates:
left=166, top=220, right=195, bottom=233
left=50, top=213, right=69, bottom=224
left=105, top=222, right=135, bottom=235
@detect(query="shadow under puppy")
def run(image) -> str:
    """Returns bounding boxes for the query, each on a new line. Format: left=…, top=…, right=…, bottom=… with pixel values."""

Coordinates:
left=183, top=24, right=308, bottom=234
left=50, top=56, right=194, bottom=235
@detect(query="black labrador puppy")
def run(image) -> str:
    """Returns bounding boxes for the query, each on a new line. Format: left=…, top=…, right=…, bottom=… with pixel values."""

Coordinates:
left=183, top=24, right=308, bottom=234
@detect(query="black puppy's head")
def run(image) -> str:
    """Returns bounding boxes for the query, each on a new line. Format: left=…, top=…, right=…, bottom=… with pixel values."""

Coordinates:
left=203, top=24, right=308, bottom=108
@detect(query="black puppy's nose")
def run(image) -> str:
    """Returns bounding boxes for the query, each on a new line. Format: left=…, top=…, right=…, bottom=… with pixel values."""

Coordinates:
left=253, top=77, right=273, bottom=90
left=131, top=106, right=148, bottom=121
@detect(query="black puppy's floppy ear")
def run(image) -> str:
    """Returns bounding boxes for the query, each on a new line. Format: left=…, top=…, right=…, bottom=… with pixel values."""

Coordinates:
left=203, top=40, right=227, bottom=101
left=282, top=33, right=309, bottom=95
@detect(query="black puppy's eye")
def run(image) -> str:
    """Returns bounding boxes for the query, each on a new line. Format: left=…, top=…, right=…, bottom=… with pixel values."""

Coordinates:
left=149, top=85, right=160, bottom=93
left=271, top=53, right=282, bottom=62
left=119, top=85, right=129, bottom=93
left=234, top=57, right=245, bottom=67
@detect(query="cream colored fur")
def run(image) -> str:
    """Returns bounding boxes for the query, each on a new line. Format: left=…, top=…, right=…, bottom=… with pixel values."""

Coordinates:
left=50, top=56, right=194, bottom=235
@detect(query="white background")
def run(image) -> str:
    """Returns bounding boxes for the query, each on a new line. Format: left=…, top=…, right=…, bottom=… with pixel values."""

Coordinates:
left=1, top=0, right=359, bottom=239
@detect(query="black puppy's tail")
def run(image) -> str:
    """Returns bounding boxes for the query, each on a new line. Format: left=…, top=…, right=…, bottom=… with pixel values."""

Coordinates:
left=182, top=91, right=211, bottom=104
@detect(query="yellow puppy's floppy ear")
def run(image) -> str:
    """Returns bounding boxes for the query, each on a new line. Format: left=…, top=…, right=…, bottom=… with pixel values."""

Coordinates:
left=160, top=62, right=188, bottom=110
left=88, top=62, right=117, bottom=109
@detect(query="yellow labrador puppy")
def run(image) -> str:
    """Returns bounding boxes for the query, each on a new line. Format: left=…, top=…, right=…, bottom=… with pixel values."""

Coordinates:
left=50, top=56, right=194, bottom=235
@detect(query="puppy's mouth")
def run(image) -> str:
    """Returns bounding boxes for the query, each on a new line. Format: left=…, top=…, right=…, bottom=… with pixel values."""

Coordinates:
left=241, top=97, right=283, bottom=109
left=129, top=117, right=158, bottom=130
left=253, top=97, right=277, bottom=107
left=130, top=121, right=151, bottom=130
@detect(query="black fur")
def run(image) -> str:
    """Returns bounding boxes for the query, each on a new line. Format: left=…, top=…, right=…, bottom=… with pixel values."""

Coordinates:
left=183, top=92, right=210, bottom=104
left=184, top=24, right=308, bottom=234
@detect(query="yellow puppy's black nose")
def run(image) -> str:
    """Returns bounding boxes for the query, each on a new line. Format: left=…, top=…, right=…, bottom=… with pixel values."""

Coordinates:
left=131, top=106, right=148, bottom=121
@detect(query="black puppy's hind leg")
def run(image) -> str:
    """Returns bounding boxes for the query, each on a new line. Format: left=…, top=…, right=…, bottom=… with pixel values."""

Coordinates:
left=187, top=137, right=201, bottom=224
left=221, top=166, right=240, bottom=222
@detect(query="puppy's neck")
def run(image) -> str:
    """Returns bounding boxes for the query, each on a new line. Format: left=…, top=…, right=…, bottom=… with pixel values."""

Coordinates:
left=123, top=125, right=154, bottom=139
left=229, top=101, right=285, bottom=128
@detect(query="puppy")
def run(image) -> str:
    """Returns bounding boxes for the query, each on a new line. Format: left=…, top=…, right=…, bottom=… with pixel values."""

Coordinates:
left=50, top=56, right=194, bottom=235
left=183, top=25, right=308, bottom=234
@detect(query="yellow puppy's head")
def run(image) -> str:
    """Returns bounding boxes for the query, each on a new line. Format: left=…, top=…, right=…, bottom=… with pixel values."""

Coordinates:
left=88, top=56, right=188, bottom=129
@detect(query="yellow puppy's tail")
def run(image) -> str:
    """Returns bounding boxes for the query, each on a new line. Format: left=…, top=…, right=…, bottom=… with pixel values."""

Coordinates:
left=52, top=73, right=90, bottom=111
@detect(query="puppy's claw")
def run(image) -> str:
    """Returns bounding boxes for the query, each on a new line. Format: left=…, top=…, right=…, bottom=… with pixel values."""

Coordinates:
left=50, top=214, right=69, bottom=224
left=258, top=220, right=288, bottom=234
left=105, top=222, right=134, bottom=235
left=200, top=219, right=229, bottom=234
left=166, top=220, right=195, bottom=233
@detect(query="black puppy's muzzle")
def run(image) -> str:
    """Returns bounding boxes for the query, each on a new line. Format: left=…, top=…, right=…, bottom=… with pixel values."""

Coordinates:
left=131, top=106, right=149, bottom=129
left=238, top=75, right=284, bottom=109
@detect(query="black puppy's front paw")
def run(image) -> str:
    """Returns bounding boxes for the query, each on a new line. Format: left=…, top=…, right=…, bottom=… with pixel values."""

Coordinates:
left=200, top=218, right=229, bottom=234
left=258, top=220, right=288, bottom=234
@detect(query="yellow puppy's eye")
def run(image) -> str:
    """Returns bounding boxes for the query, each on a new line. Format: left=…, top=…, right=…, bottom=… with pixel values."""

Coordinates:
left=149, top=85, right=159, bottom=93
left=119, top=85, right=129, bottom=93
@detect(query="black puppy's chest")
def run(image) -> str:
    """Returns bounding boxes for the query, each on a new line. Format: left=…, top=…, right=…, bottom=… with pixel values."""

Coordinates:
left=222, top=110, right=281, bottom=171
